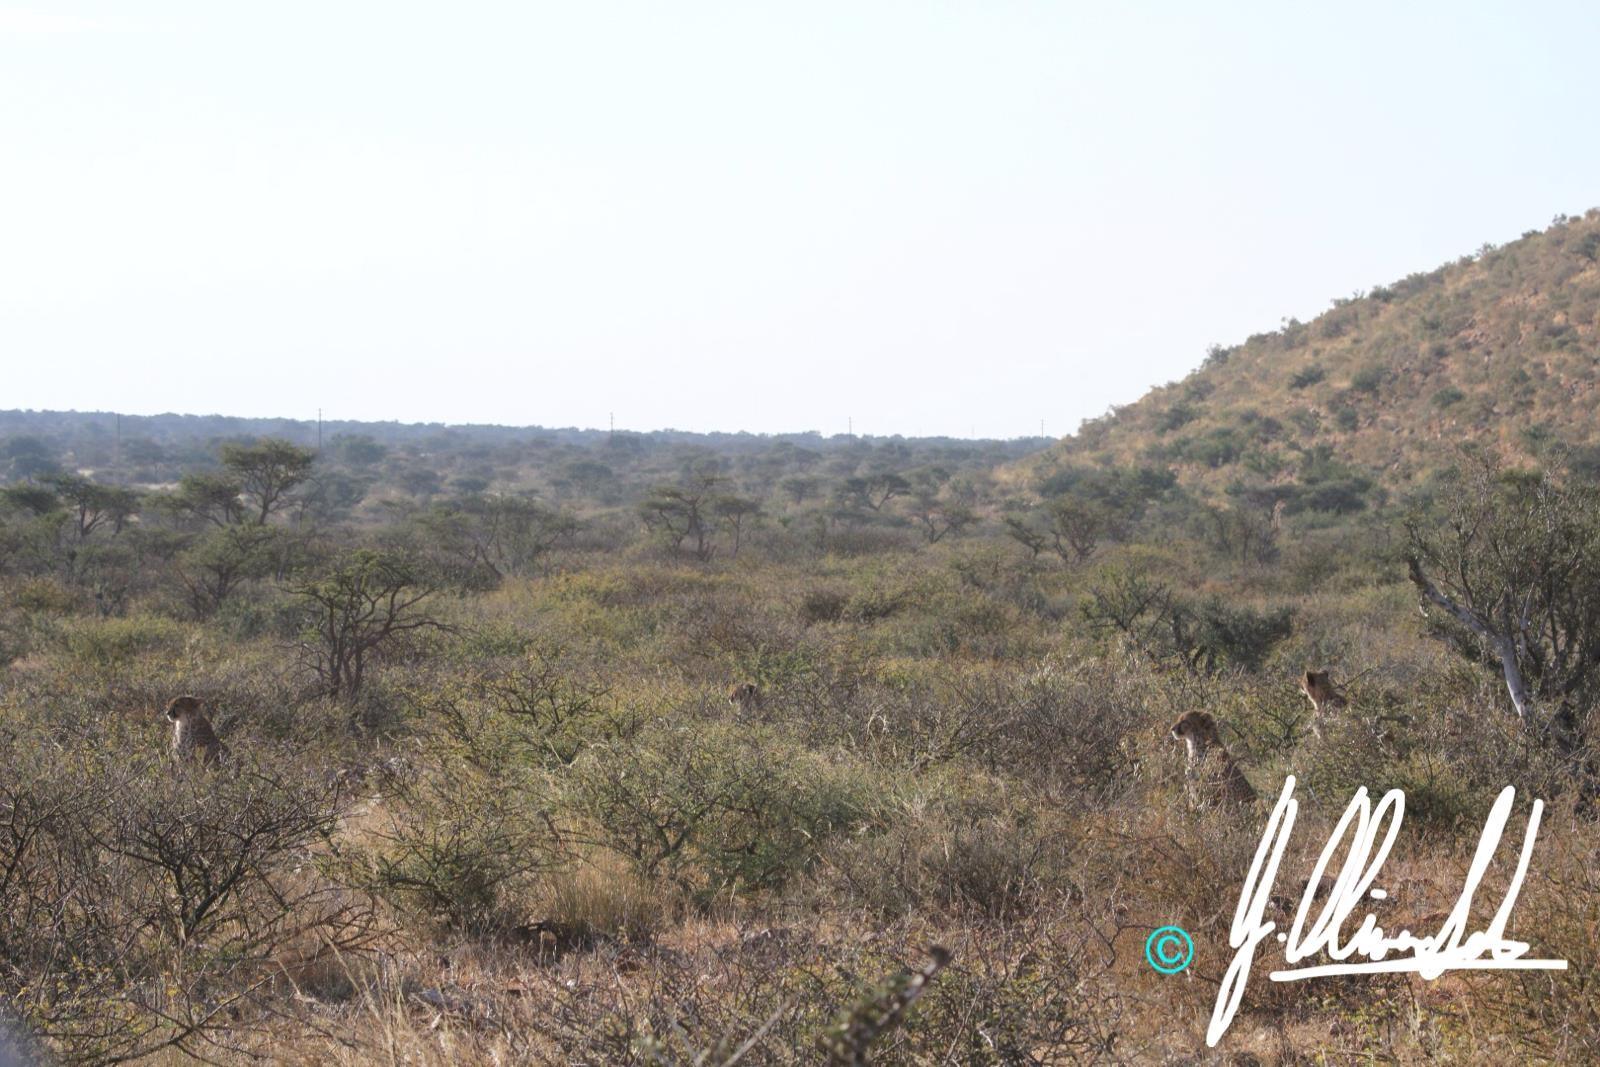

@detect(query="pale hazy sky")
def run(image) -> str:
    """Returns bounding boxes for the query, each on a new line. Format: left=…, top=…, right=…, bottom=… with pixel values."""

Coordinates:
left=3, top=2, right=1598, bottom=438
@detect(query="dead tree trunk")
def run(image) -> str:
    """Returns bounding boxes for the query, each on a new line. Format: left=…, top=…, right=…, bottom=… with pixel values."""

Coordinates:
left=1407, top=557, right=1535, bottom=727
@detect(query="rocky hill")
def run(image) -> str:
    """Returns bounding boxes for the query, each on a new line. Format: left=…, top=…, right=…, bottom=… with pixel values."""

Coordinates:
left=1026, top=208, right=1600, bottom=506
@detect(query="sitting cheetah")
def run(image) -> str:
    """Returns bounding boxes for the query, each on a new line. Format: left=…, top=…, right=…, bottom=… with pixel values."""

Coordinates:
left=165, top=695, right=229, bottom=767
left=1170, top=711, right=1256, bottom=807
left=1299, top=669, right=1348, bottom=738
left=728, top=683, right=763, bottom=715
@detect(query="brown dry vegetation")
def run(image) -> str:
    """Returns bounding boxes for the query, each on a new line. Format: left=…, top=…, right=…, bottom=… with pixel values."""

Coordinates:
left=2, top=542, right=1596, bottom=1064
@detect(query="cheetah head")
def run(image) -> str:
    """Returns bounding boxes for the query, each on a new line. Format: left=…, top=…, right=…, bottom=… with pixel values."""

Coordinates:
left=1170, top=710, right=1219, bottom=746
left=165, top=695, right=203, bottom=723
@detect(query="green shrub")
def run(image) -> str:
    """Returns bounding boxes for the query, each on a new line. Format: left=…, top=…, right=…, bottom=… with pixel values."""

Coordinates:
left=566, top=721, right=878, bottom=897
left=799, top=587, right=849, bottom=624
left=1289, top=365, right=1327, bottom=390
left=11, top=577, right=78, bottom=615
left=818, top=781, right=1070, bottom=920
left=1351, top=365, right=1386, bottom=393
left=1157, top=403, right=1200, bottom=433
left=61, top=614, right=189, bottom=668
left=349, top=755, right=563, bottom=933
left=844, top=584, right=909, bottom=623
left=0, top=737, right=360, bottom=1063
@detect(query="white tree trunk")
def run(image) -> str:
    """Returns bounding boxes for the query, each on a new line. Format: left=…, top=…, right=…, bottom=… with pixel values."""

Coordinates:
left=1407, top=558, right=1535, bottom=727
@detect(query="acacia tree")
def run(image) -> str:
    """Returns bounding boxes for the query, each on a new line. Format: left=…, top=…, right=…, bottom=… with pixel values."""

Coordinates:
left=2, top=476, right=141, bottom=583
left=176, top=525, right=280, bottom=616
left=780, top=476, right=820, bottom=505
left=164, top=472, right=248, bottom=527
left=0, top=483, right=59, bottom=517
left=1082, top=568, right=1292, bottom=676
left=1008, top=496, right=1123, bottom=564
left=639, top=476, right=721, bottom=561
left=293, top=549, right=442, bottom=700
left=908, top=491, right=976, bottom=544
left=417, top=494, right=576, bottom=584
left=1048, top=497, right=1117, bottom=561
left=1405, top=461, right=1600, bottom=738
left=42, top=474, right=139, bottom=541
left=1201, top=503, right=1277, bottom=565
left=1002, top=514, right=1049, bottom=559
left=290, top=470, right=372, bottom=525
left=220, top=439, right=316, bottom=525
left=712, top=495, right=761, bottom=557
left=836, top=472, right=910, bottom=513
left=160, top=439, right=315, bottom=528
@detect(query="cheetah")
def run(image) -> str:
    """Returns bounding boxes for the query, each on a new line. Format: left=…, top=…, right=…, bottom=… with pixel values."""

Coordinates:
left=1299, top=669, right=1348, bottom=738
left=1170, top=710, right=1256, bottom=807
left=728, top=683, right=765, bottom=715
left=165, top=695, right=229, bottom=767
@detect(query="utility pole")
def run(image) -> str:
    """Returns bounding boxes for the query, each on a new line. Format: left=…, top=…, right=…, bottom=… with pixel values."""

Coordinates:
left=609, top=412, right=614, bottom=442
left=317, top=408, right=323, bottom=450
left=848, top=416, right=853, bottom=437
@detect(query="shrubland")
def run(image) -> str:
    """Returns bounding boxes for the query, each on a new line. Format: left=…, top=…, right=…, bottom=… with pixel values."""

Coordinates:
left=4, top=216, right=1600, bottom=1062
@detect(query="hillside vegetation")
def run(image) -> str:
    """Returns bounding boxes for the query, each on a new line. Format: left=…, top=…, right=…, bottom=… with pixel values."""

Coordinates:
left=1030, top=207, right=1600, bottom=505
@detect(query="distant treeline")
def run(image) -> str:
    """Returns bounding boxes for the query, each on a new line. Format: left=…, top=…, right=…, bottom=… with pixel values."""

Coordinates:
left=0, top=409, right=1048, bottom=458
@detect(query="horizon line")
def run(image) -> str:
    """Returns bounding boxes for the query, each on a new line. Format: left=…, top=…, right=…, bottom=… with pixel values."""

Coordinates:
left=0, top=407, right=1061, bottom=444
